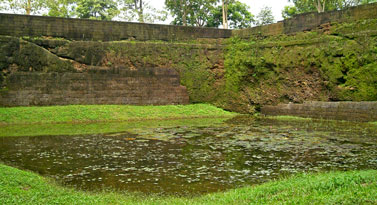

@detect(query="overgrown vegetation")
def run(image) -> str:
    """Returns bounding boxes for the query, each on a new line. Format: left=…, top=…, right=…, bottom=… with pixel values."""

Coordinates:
left=0, top=104, right=237, bottom=124
left=1, top=16, right=376, bottom=114
left=1, top=164, right=376, bottom=204
left=223, top=19, right=377, bottom=112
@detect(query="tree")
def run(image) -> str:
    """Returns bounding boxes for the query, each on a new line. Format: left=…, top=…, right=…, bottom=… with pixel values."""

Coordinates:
left=4, top=0, right=46, bottom=15
left=165, top=0, right=190, bottom=26
left=282, top=5, right=299, bottom=19
left=75, top=0, right=119, bottom=20
left=207, top=0, right=254, bottom=29
left=221, top=0, right=228, bottom=29
left=285, top=0, right=376, bottom=17
left=120, top=0, right=167, bottom=23
left=256, top=6, right=274, bottom=26
left=165, top=0, right=218, bottom=27
left=45, top=0, right=75, bottom=18
left=288, top=0, right=329, bottom=13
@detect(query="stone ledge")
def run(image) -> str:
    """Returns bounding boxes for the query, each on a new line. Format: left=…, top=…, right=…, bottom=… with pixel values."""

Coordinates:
left=261, top=101, right=377, bottom=122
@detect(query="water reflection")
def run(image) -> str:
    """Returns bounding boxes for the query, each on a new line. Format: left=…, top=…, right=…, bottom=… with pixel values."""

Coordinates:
left=0, top=117, right=376, bottom=195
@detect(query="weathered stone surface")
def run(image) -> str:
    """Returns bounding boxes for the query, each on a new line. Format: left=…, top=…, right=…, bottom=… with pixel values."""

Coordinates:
left=232, top=2, right=377, bottom=38
left=0, top=14, right=232, bottom=41
left=261, top=101, right=377, bottom=121
left=0, top=3, right=377, bottom=109
left=0, top=68, right=189, bottom=106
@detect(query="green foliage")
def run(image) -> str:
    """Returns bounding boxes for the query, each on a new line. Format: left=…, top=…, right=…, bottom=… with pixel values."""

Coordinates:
left=207, top=0, right=254, bottom=29
left=2, top=0, right=46, bottom=14
left=75, top=0, right=119, bottom=20
left=282, top=5, right=299, bottom=19
left=287, top=0, right=374, bottom=15
left=45, top=0, right=75, bottom=18
left=1, top=164, right=376, bottom=204
left=256, top=6, right=274, bottom=26
left=165, top=0, right=218, bottom=27
left=120, top=0, right=167, bottom=23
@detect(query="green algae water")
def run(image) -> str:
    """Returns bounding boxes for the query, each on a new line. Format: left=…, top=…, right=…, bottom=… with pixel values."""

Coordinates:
left=0, top=117, right=376, bottom=196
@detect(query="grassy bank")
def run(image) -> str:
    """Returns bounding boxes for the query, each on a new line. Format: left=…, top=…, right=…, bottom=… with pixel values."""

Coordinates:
left=268, top=115, right=377, bottom=126
left=0, top=118, right=229, bottom=137
left=0, top=104, right=237, bottom=125
left=1, top=164, right=376, bottom=204
left=265, top=115, right=312, bottom=121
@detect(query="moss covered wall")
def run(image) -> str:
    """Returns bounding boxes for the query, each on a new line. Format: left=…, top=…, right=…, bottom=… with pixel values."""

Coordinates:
left=224, top=18, right=377, bottom=112
left=233, top=2, right=377, bottom=38
left=0, top=3, right=376, bottom=110
left=0, top=13, right=232, bottom=41
left=0, top=37, right=223, bottom=106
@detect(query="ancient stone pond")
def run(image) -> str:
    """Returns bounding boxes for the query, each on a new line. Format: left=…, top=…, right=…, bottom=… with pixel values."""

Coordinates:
left=0, top=117, right=376, bottom=196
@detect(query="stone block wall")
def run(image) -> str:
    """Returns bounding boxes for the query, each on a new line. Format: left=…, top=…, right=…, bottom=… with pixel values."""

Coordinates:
left=2, top=3, right=376, bottom=42
left=0, top=68, right=189, bottom=106
left=0, top=14, right=232, bottom=41
left=0, top=3, right=376, bottom=108
left=233, top=2, right=377, bottom=38
left=261, top=101, right=377, bottom=121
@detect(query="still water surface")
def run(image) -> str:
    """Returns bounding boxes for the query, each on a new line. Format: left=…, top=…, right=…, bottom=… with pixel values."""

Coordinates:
left=0, top=117, right=376, bottom=195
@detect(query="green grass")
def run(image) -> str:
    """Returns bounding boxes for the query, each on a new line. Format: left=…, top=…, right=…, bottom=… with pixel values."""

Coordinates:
left=265, top=115, right=313, bottom=121
left=0, top=118, right=229, bottom=137
left=1, top=164, right=376, bottom=204
left=0, top=104, right=237, bottom=125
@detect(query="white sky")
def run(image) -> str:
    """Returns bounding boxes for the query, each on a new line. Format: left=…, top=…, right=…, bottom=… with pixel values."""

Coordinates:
left=1, top=0, right=294, bottom=24
left=149, top=0, right=294, bottom=24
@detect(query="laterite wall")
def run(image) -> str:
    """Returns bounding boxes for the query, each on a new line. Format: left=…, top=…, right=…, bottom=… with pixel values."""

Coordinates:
left=0, top=14, right=232, bottom=41
left=0, top=68, right=188, bottom=106
left=261, top=102, right=377, bottom=121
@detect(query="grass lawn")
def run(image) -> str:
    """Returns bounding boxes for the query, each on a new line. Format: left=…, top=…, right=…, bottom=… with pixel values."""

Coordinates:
left=0, top=118, right=229, bottom=137
left=0, top=104, right=237, bottom=125
left=0, top=164, right=376, bottom=204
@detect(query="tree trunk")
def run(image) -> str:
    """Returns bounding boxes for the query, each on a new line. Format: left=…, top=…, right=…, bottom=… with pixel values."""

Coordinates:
left=222, top=0, right=228, bottom=29
left=26, top=0, right=31, bottom=15
left=139, top=0, right=144, bottom=23
left=182, top=0, right=187, bottom=26
left=315, top=0, right=326, bottom=13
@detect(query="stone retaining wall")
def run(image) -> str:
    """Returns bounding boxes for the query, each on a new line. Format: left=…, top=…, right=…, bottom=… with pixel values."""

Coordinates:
left=261, top=101, right=377, bottom=121
left=1, top=3, right=376, bottom=41
left=233, top=2, right=377, bottom=38
left=0, top=68, right=189, bottom=106
left=0, top=13, right=231, bottom=41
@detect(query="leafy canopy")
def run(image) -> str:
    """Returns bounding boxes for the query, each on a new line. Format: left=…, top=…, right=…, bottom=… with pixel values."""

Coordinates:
left=283, top=0, right=377, bottom=18
left=165, top=0, right=218, bottom=27
left=256, top=6, right=274, bottom=26
left=120, top=0, right=167, bottom=23
left=207, top=0, right=254, bottom=29
left=75, top=0, right=119, bottom=20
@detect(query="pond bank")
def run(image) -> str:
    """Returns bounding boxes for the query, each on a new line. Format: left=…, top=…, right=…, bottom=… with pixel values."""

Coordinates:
left=262, top=101, right=377, bottom=122
left=0, top=164, right=375, bottom=204
left=0, top=104, right=237, bottom=125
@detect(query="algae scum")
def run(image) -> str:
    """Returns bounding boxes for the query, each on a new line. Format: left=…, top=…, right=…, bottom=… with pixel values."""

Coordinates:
left=0, top=117, right=376, bottom=195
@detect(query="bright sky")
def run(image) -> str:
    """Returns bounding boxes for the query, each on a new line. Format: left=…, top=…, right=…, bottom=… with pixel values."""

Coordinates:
left=149, top=0, right=294, bottom=24
left=0, top=0, right=293, bottom=25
